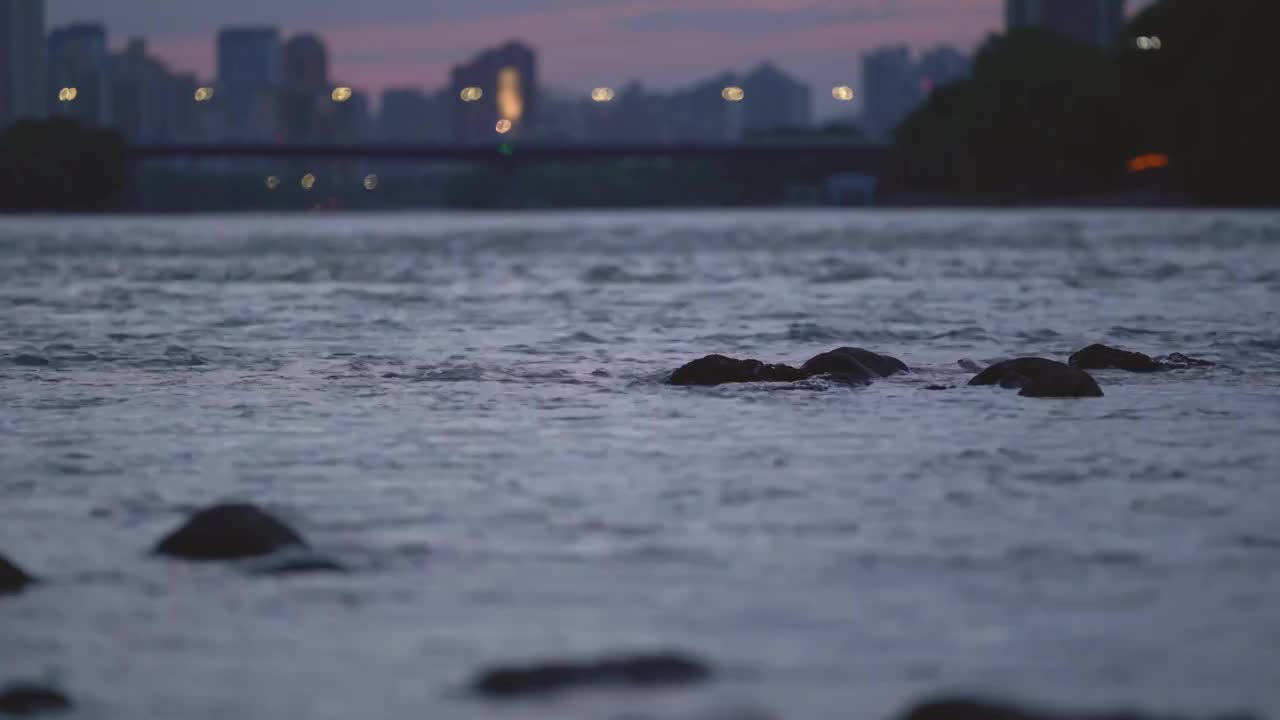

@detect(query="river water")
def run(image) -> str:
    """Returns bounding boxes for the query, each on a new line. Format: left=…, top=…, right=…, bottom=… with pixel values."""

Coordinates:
left=1, top=209, right=1278, bottom=720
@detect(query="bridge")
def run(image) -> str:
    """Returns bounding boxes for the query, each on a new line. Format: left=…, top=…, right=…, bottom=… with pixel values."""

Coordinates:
left=129, top=142, right=890, bottom=171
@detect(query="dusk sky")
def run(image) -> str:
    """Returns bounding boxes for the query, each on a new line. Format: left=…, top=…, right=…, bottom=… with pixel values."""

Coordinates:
left=46, top=0, right=1148, bottom=116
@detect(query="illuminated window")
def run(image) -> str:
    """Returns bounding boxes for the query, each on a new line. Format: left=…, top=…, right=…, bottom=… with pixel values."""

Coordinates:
left=498, top=66, right=523, bottom=122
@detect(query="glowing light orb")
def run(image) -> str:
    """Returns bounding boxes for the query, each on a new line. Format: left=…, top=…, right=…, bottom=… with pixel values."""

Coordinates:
left=591, top=87, right=615, bottom=102
left=194, top=87, right=215, bottom=102
left=832, top=85, right=854, bottom=101
left=460, top=86, right=483, bottom=102
left=331, top=87, right=353, bottom=102
left=495, top=119, right=513, bottom=134
left=265, top=176, right=281, bottom=191
left=721, top=86, right=745, bottom=102
left=58, top=87, right=78, bottom=102
left=363, top=174, right=379, bottom=191
left=301, top=173, right=317, bottom=190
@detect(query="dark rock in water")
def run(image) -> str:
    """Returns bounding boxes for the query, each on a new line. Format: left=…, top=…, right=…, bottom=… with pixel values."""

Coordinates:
left=669, top=355, right=805, bottom=386
left=1070, top=344, right=1216, bottom=372
left=899, top=696, right=1256, bottom=720
left=0, top=553, right=35, bottom=595
left=0, top=683, right=72, bottom=716
left=1069, top=344, right=1163, bottom=373
left=1156, top=352, right=1216, bottom=369
left=924, top=384, right=955, bottom=391
left=969, top=358, right=1103, bottom=398
left=801, top=347, right=909, bottom=380
left=471, top=651, right=712, bottom=699
left=153, top=503, right=307, bottom=560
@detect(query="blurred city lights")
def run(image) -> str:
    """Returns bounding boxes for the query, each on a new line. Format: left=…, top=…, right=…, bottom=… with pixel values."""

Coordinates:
left=591, top=87, right=615, bottom=102
left=832, top=85, right=854, bottom=101
left=1135, top=36, right=1162, bottom=51
left=363, top=174, right=379, bottom=191
left=460, top=86, right=483, bottom=102
left=57, top=87, right=78, bottom=102
left=721, top=86, right=745, bottom=102
left=265, top=176, right=281, bottom=191
left=331, top=86, right=353, bottom=102
left=1128, top=153, right=1170, bottom=173
left=300, top=173, right=317, bottom=190
left=194, top=87, right=215, bottom=102
left=495, top=118, right=513, bottom=134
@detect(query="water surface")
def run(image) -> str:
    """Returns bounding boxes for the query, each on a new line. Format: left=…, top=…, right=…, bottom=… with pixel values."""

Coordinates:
left=2, top=209, right=1278, bottom=720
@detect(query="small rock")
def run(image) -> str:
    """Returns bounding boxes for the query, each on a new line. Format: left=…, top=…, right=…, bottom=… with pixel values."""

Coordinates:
left=470, top=651, right=712, bottom=699
left=0, top=553, right=35, bottom=595
left=0, top=683, right=72, bottom=716
left=898, top=696, right=1256, bottom=720
left=924, top=384, right=954, bottom=391
left=152, top=503, right=308, bottom=560
left=669, top=355, right=804, bottom=386
left=969, top=358, right=1103, bottom=398
left=12, top=354, right=50, bottom=367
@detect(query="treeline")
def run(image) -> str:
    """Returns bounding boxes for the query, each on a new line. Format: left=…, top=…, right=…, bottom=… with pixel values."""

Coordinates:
left=884, top=0, right=1280, bottom=205
left=0, top=119, right=128, bottom=212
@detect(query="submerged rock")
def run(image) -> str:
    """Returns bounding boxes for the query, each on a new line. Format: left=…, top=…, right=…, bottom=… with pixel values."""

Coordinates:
left=1069, top=344, right=1163, bottom=373
left=0, top=553, right=35, bottom=595
left=1070, top=344, right=1215, bottom=372
left=669, top=347, right=907, bottom=387
left=669, top=354, right=804, bottom=386
left=800, top=347, right=909, bottom=381
left=969, top=358, right=1104, bottom=398
left=899, top=696, right=1255, bottom=720
left=0, top=683, right=72, bottom=716
left=152, top=503, right=308, bottom=561
left=470, top=651, right=712, bottom=699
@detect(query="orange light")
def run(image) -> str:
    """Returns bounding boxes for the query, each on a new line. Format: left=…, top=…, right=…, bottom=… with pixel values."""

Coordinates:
left=1128, top=153, right=1170, bottom=173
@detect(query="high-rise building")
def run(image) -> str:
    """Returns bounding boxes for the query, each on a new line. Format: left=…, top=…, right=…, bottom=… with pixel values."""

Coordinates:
left=861, top=46, right=920, bottom=142
left=0, top=0, right=47, bottom=127
left=740, top=62, right=812, bottom=134
left=282, top=34, right=331, bottom=142
left=48, top=23, right=111, bottom=127
left=1006, top=0, right=1126, bottom=46
left=450, top=41, right=537, bottom=142
left=917, top=46, right=971, bottom=94
left=217, top=27, right=282, bottom=140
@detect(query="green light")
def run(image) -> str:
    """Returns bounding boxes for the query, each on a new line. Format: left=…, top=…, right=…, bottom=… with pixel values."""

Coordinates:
left=499, top=143, right=514, bottom=156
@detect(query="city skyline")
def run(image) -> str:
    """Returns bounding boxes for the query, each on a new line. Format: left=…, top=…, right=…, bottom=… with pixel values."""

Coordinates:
left=48, top=0, right=1016, bottom=118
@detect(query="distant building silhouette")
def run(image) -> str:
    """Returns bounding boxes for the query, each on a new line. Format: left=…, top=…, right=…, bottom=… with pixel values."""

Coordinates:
left=741, top=62, right=812, bottom=133
left=862, top=45, right=972, bottom=141
left=450, top=41, right=538, bottom=142
left=217, top=27, right=282, bottom=141
left=108, top=38, right=196, bottom=142
left=379, top=87, right=450, bottom=142
left=1006, top=0, right=1126, bottom=46
left=0, top=0, right=48, bottom=126
left=666, top=72, right=741, bottom=143
left=917, top=46, right=971, bottom=94
left=282, top=34, right=331, bottom=142
left=862, top=46, right=919, bottom=142
left=48, top=23, right=111, bottom=127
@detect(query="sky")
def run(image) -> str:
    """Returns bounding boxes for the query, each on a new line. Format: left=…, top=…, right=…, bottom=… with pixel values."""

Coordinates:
left=45, top=0, right=1140, bottom=118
